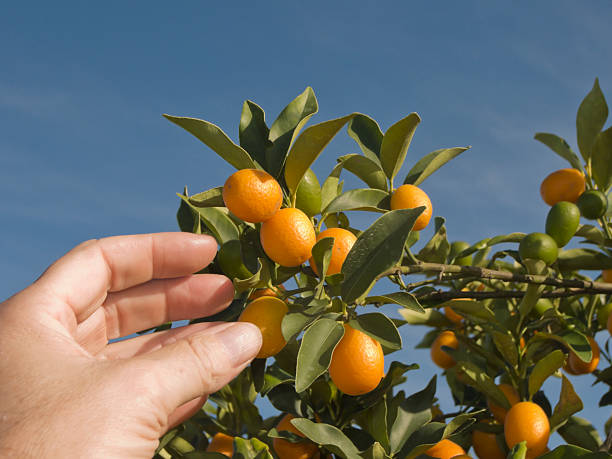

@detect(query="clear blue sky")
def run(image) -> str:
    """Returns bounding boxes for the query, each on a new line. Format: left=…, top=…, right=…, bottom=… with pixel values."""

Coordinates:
left=1, top=0, right=611, bottom=450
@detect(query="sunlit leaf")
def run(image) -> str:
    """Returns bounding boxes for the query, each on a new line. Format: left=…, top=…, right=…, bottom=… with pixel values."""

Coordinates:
left=380, top=113, right=421, bottom=180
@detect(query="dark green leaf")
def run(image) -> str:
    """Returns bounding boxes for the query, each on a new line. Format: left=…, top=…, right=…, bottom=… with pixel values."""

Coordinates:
left=380, top=113, right=421, bottom=180
left=592, top=126, right=612, bottom=192
left=188, top=186, right=225, bottom=207
left=535, top=330, right=592, bottom=363
left=321, top=163, right=344, bottom=211
left=347, top=114, right=383, bottom=164
left=267, top=87, right=318, bottom=177
left=239, top=100, right=269, bottom=168
left=311, top=237, right=334, bottom=279
left=456, top=361, right=510, bottom=408
left=341, top=208, right=424, bottom=303
left=178, top=194, right=239, bottom=244
left=539, top=444, right=610, bottom=458
left=363, top=400, right=390, bottom=452
left=576, top=78, right=609, bottom=162
left=528, top=349, right=565, bottom=399
left=177, top=192, right=197, bottom=233
left=417, top=217, right=450, bottom=264
left=349, top=312, right=402, bottom=350
left=338, top=154, right=388, bottom=190
left=295, top=319, right=344, bottom=392
left=550, top=375, right=584, bottom=432
left=534, top=133, right=583, bottom=171
left=491, top=330, right=519, bottom=367
left=557, top=416, right=602, bottom=452
left=164, top=115, right=256, bottom=170
left=323, top=188, right=390, bottom=214
left=251, top=358, right=266, bottom=393
left=285, top=114, right=356, bottom=198
left=557, top=248, right=612, bottom=271
left=403, top=146, right=470, bottom=186
left=365, top=292, right=424, bottom=313
left=361, top=442, right=392, bottom=459
left=291, top=418, right=361, bottom=458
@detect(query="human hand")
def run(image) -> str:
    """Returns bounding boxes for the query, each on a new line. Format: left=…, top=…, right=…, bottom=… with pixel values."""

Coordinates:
left=0, top=233, right=262, bottom=458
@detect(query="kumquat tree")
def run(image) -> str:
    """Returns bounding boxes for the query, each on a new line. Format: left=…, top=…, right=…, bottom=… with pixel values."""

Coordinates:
left=153, top=78, right=612, bottom=459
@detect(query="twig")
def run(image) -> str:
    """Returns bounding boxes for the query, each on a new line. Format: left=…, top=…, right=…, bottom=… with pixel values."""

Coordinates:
left=415, top=287, right=609, bottom=303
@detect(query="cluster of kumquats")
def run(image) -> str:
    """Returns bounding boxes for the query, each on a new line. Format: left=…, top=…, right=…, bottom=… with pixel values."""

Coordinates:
left=158, top=81, right=612, bottom=459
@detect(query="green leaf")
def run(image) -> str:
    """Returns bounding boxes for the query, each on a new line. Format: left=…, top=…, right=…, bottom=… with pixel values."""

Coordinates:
left=347, top=113, right=383, bottom=164
left=557, top=248, right=612, bottom=271
left=177, top=190, right=197, bottom=233
left=397, top=307, right=446, bottom=327
left=281, top=304, right=328, bottom=341
left=365, top=292, right=425, bottom=313
left=239, top=100, right=269, bottom=168
left=363, top=400, right=390, bottom=452
left=178, top=195, right=239, bottom=244
left=456, top=361, right=510, bottom=408
left=188, top=187, right=225, bottom=208
left=291, top=418, right=361, bottom=459
left=233, top=437, right=273, bottom=459
left=550, top=375, right=584, bottom=432
left=285, top=114, right=356, bottom=199
left=380, top=113, right=421, bottom=180
left=295, top=318, right=344, bottom=392
left=267, top=87, right=318, bottom=177
left=403, top=146, right=470, bottom=186
left=361, top=442, right=392, bottom=459
left=320, top=163, right=344, bottom=211
left=441, top=299, right=495, bottom=322
left=311, top=237, right=334, bottom=279
left=349, top=312, right=402, bottom=350
left=323, top=188, right=390, bottom=214
left=577, top=78, right=609, bottom=161
left=528, top=349, right=565, bottom=399
left=592, top=126, right=612, bottom=192
left=417, top=217, right=450, bottom=263
left=341, top=208, right=424, bottom=303
left=539, top=445, right=610, bottom=458
left=163, top=115, right=256, bottom=170
left=338, top=154, right=388, bottom=190
left=491, top=330, right=519, bottom=367
left=534, top=133, right=583, bottom=171
left=508, top=441, right=528, bottom=459
left=575, top=224, right=607, bottom=245
left=535, top=330, right=592, bottom=363
left=557, top=416, right=602, bottom=452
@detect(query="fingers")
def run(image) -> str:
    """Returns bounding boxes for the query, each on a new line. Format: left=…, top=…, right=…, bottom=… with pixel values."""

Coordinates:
left=131, top=322, right=261, bottom=416
left=101, top=274, right=233, bottom=340
left=167, top=396, right=207, bottom=429
left=35, top=233, right=218, bottom=322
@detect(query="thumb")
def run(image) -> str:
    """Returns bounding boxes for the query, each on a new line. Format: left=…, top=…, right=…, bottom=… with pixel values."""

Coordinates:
left=132, top=322, right=262, bottom=417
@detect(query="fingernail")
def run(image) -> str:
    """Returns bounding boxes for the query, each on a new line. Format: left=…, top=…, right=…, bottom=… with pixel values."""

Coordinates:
left=214, top=322, right=262, bottom=367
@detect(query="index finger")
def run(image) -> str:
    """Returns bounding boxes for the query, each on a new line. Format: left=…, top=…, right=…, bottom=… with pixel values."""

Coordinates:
left=35, top=232, right=218, bottom=321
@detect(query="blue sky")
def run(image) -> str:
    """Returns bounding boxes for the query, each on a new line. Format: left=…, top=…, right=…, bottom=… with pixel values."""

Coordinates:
left=1, top=0, right=612, bottom=450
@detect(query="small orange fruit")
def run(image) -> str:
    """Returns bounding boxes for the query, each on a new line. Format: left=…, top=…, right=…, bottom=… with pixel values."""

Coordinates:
left=487, top=383, right=520, bottom=423
left=540, top=168, right=585, bottom=206
left=329, top=324, right=384, bottom=396
left=309, top=227, right=357, bottom=276
left=273, top=414, right=319, bottom=459
left=567, top=336, right=600, bottom=374
left=223, top=169, right=283, bottom=223
left=249, top=285, right=285, bottom=300
left=504, top=402, right=549, bottom=459
left=603, top=270, right=612, bottom=283
left=206, top=432, right=234, bottom=457
left=390, top=184, right=433, bottom=231
left=423, top=438, right=466, bottom=459
left=431, top=331, right=459, bottom=369
left=238, top=296, right=288, bottom=358
left=472, top=422, right=505, bottom=459
left=260, top=208, right=316, bottom=267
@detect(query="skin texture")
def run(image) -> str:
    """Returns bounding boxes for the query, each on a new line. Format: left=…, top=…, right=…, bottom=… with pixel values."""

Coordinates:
left=0, top=232, right=262, bottom=458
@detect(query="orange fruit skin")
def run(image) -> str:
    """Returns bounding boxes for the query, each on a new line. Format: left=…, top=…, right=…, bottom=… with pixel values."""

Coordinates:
left=431, top=331, right=459, bottom=369
left=260, top=208, right=316, bottom=267
left=603, top=269, right=612, bottom=283
left=309, top=228, right=357, bottom=276
left=568, top=336, right=600, bottom=374
left=472, top=425, right=505, bottom=459
left=249, top=285, right=284, bottom=300
left=424, top=439, right=466, bottom=458
left=540, top=168, right=585, bottom=206
left=487, top=383, right=520, bottom=423
left=206, top=432, right=234, bottom=457
left=451, top=456, right=472, bottom=459
left=223, top=169, right=283, bottom=223
left=329, top=324, right=384, bottom=396
left=238, top=296, right=288, bottom=358
left=273, top=414, right=319, bottom=459
left=504, top=402, right=549, bottom=459
left=390, top=184, right=433, bottom=231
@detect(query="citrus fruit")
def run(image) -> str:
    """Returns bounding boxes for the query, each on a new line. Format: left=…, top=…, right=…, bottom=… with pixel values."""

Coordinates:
left=487, top=383, right=520, bottom=423
left=540, top=168, right=585, bottom=206
left=452, top=455, right=472, bottom=459
left=472, top=422, right=505, bottom=459
left=567, top=336, right=599, bottom=374
left=603, top=270, right=612, bottom=283
left=545, top=201, right=580, bottom=247
left=249, top=285, right=285, bottom=300
left=532, top=298, right=553, bottom=316
left=217, top=240, right=253, bottom=280
left=431, top=331, right=459, bottom=369
left=329, top=323, right=384, bottom=395
left=273, top=414, right=319, bottom=459
left=607, top=313, right=612, bottom=336
left=577, top=190, right=608, bottom=219
left=309, top=227, right=357, bottom=276
left=444, top=305, right=463, bottom=324
left=504, top=401, right=549, bottom=459
left=238, top=296, right=288, bottom=358
left=206, top=432, right=234, bottom=457
left=597, top=302, right=612, bottom=328
left=390, top=184, right=433, bottom=231
left=223, top=169, right=283, bottom=223
left=423, top=438, right=466, bottom=459
left=449, top=241, right=472, bottom=265
left=519, top=233, right=558, bottom=265
left=260, top=208, right=316, bottom=267
left=295, top=168, right=322, bottom=217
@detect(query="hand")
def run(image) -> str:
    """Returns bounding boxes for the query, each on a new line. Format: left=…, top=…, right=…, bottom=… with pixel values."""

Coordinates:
left=0, top=233, right=262, bottom=458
